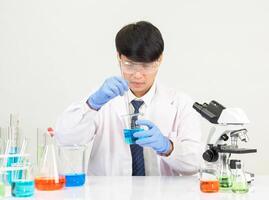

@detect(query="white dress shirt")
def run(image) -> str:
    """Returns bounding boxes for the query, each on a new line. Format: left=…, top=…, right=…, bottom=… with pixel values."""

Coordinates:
left=55, top=81, right=202, bottom=176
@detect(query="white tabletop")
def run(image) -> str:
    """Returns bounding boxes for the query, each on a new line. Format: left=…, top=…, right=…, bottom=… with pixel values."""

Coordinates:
left=5, top=176, right=269, bottom=200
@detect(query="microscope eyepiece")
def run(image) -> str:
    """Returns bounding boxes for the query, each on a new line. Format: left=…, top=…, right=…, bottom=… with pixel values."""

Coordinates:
left=193, top=100, right=226, bottom=124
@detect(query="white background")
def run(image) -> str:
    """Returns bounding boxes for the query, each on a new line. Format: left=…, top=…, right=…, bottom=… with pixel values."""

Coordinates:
left=0, top=0, right=268, bottom=174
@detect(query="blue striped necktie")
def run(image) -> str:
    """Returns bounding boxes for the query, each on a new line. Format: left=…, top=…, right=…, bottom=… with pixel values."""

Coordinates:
left=130, top=100, right=145, bottom=176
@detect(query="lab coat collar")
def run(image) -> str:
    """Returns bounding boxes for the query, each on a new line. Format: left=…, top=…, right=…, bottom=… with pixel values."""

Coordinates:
left=127, top=81, right=157, bottom=107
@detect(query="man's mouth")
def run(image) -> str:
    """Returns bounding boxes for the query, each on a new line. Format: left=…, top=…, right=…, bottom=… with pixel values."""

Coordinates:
left=130, top=82, right=144, bottom=87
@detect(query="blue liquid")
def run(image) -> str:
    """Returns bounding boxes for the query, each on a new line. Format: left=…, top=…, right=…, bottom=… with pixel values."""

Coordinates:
left=65, top=173, right=86, bottom=187
left=11, top=180, right=34, bottom=197
left=7, top=147, right=22, bottom=184
left=123, top=128, right=143, bottom=144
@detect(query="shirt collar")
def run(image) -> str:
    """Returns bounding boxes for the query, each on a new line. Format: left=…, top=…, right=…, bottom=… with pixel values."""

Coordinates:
left=127, top=81, right=156, bottom=107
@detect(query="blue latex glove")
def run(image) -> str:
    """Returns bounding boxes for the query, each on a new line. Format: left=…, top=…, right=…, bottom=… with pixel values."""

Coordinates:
left=87, top=76, right=128, bottom=110
left=133, top=119, right=171, bottom=154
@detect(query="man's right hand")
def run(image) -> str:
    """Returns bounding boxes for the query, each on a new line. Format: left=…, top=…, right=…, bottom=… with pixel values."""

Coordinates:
left=87, top=76, right=128, bottom=110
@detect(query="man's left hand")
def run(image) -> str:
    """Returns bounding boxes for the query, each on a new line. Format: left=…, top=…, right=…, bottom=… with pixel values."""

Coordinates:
left=133, top=119, right=172, bottom=155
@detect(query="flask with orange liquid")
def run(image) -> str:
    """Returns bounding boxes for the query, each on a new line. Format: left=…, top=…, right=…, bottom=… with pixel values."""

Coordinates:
left=34, top=128, right=65, bottom=191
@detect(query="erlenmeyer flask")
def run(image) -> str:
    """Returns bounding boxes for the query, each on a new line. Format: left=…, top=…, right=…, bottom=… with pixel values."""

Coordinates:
left=231, top=161, right=249, bottom=193
left=35, top=128, right=65, bottom=190
left=218, top=153, right=233, bottom=190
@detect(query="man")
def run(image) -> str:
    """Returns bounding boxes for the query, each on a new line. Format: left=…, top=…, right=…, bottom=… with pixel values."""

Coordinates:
left=55, top=21, right=202, bottom=176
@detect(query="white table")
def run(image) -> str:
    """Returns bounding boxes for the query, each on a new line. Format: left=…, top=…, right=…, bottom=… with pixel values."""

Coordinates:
left=6, top=176, right=269, bottom=200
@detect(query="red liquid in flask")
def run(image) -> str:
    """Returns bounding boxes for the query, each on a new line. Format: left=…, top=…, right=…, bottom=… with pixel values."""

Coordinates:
left=35, top=176, right=65, bottom=191
left=200, top=180, right=219, bottom=193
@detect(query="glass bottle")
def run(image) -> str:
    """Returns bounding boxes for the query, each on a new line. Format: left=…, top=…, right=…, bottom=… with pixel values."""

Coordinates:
left=218, top=153, right=233, bottom=190
left=231, top=161, right=249, bottom=193
left=200, top=162, right=219, bottom=193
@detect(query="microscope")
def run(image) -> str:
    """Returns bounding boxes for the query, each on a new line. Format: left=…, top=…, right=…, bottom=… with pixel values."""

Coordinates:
left=193, top=100, right=257, bottom=186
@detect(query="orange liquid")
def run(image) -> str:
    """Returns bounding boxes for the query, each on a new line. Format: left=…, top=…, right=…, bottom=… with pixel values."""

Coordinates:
left=200, top=180, right=219, bottom=193
left=35, top=176, right=65, bottom=191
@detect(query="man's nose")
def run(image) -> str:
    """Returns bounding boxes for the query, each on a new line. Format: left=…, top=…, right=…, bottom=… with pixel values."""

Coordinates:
left=133, top=70, right=143, bottom=78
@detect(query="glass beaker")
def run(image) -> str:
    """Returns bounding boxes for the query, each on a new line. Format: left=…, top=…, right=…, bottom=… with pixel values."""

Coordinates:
left=200, top=162, right=219, bottom=193
left=11, top=162, right=34, bottom=197
left=121, top=113, right=144, bottom=144
left=58, top=145, right=87, bottom=187
left=231, top=161, right=249, bottom=193
left=35, top=129, right=65, bottom=191
left=218, top=153, right=233, bottom=190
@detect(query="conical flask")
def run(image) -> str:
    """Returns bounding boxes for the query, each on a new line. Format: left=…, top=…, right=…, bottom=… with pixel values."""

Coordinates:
left=34, top=128, right=65, bottom=190
left=218, top=153, right=233, bottom=190
left=231, top=161, right=249, bottom=193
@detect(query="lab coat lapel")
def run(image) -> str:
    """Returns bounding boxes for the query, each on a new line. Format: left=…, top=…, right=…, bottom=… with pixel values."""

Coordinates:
left=146, top=86, right=178, bottom=136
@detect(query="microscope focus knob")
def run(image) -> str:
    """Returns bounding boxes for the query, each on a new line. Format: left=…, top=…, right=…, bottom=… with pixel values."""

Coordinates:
left=203, top=149, right=219, bottom=162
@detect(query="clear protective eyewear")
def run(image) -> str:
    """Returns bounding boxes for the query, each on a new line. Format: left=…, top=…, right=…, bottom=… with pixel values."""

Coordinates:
left=120, top=59, right=159, bottom=74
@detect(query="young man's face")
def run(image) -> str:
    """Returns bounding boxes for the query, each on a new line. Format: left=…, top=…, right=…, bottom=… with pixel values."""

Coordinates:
left=118, top=54, right=162, bottom=97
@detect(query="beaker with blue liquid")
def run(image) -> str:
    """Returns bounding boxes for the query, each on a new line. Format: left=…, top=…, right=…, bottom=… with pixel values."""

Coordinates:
left=121, top=113, right=144, bottom=145
left=11, top=162, right=34, bottom=197
left=58, top=145, right=87, bottom=187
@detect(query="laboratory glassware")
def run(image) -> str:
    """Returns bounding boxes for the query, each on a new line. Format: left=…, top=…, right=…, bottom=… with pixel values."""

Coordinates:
left=58, top=145, right=87, bottom=187
left=11, top=162, right=34, bottom=197
left=200, top=162, right=219, bottom=193
left=218, top=153, right=233, bottom=190
left=231, top=161, right=249, bottom=193
left=121, top=113, right=144, bottom=144
left=35, top=128, right=65, bottom=191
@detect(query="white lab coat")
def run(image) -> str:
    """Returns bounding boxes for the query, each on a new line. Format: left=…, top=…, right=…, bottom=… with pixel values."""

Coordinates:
left=55, top=82, right=202, bottom=176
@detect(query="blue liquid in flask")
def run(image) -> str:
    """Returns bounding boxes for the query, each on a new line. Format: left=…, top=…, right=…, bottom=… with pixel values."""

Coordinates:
left=12, top=180, right=34, bottom=197
left=123, top=128, right=143, bottom=144
left=65, top=173, right=86, bottom=187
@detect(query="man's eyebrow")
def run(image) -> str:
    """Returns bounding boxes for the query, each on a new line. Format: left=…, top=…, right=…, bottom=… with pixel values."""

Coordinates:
left=124, top=59, right=134, bottom=63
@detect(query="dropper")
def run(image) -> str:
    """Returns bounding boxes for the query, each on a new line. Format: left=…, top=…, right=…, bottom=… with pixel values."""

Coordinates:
left=120, top=67, right=131, bottom=115
left=119, top=66, right=144, bottom=127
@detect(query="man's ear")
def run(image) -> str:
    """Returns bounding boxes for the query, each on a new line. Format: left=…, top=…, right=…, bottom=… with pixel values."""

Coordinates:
left=117, top=52, right=121, bottom=61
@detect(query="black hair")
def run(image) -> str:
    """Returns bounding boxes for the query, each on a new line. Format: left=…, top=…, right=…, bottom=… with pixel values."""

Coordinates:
left=115, top=21, right=164, bottom=63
